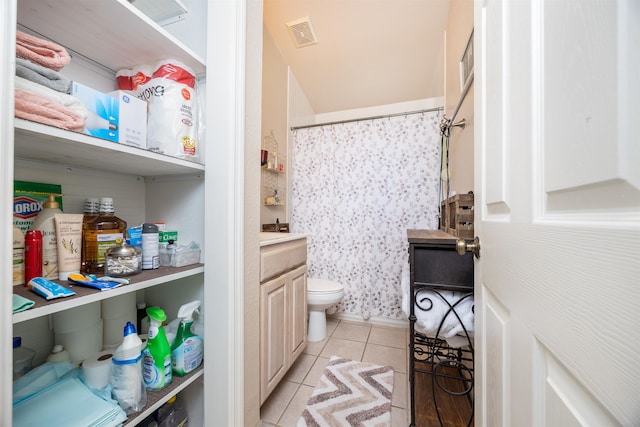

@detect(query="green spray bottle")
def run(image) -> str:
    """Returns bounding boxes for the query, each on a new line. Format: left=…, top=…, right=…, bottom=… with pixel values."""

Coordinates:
left=142, top=307, right=172, bottom=390
left=171, top=300, right=203, bottom=376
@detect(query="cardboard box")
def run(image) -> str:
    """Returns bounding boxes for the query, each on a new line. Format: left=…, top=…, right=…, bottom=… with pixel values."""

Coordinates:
left=13, top=181, right=63, bottom=233
left=70, top=82, right=147, bottom=147
left=109, top=90, right=147, bottom=148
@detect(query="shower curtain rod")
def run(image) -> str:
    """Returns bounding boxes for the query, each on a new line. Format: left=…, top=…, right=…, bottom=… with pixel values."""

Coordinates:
left=290, top=106, right=443, bottom=131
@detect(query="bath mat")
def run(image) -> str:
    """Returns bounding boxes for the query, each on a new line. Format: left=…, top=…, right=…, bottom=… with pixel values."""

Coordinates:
left=297, top=356, right=394, bottom=427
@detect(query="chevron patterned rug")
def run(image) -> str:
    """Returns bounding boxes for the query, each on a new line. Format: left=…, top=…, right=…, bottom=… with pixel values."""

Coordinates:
left=297, top=356, right=394, bottom=427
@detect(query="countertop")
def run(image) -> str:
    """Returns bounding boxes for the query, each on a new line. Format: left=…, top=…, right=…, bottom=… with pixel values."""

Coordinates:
left=259, top=232, right=307, bottom=247
left=406, top=229, right=458, bottom=244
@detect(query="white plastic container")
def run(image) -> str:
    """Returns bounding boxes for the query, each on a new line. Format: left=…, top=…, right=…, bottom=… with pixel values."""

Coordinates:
left=13, top=226, right=25, bottom=286
left=13, top=337, right=35, bottom=380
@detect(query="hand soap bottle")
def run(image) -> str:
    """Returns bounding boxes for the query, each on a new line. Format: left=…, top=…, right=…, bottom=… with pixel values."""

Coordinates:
left=171, top=300, right=204, bottom=376
left=142, top=307, right=172, bottom=390
left=32, top=194, right=62, bottom=280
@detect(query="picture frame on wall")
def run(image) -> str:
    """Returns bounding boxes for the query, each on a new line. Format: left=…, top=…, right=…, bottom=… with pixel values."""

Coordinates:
left=459, top=28, right=474, bottom=91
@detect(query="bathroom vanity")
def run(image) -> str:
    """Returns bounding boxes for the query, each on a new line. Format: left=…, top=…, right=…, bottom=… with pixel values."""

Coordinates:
left=258, top=233, right=308, bottom=403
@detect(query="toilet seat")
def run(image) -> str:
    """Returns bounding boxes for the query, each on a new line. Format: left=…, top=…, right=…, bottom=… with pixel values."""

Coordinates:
left=308, top=278, right=343, bottom=293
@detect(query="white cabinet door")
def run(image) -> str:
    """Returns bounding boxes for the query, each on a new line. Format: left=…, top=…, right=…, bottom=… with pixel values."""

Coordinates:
left=475, top=1, right=639, bottom=426
left=289, top=264, right=307, bottom=361
left=260, top=274, right=289, bottom=403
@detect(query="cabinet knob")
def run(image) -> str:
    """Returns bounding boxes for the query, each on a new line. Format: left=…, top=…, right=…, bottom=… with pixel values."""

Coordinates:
left=456, top=236, right=480, bottom=259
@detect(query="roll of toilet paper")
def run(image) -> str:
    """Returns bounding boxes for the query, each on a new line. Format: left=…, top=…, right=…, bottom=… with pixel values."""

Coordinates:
left=101, top=293, right=136, bottom=320
left=55, top=319, right=103, bottom=363
left=82, top=349, right=114, bottom=390
left=53, top=302, right=101, bottom=334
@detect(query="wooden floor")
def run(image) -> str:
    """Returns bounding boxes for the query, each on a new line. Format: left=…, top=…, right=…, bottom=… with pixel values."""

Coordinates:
left=413, top=361, right=474, bottom=427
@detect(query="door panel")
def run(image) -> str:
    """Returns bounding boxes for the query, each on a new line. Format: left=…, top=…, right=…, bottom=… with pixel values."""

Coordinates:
left=475, top=1, right=640, bottom=426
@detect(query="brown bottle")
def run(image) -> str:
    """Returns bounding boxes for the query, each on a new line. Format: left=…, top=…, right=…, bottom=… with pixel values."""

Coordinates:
left=80, top=197, right=99, bottom=272
left=82, top=197, right=127, bottom=274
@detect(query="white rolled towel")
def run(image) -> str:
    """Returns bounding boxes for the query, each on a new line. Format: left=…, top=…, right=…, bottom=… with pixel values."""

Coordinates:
left=401, top=261, right=474, bottom=347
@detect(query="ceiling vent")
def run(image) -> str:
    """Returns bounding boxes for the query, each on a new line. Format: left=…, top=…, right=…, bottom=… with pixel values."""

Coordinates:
left=286, top=17, right=318, bottom=48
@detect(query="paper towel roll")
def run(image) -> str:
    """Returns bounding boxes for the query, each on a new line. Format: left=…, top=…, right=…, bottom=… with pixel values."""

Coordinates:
left=53, top=302, right=101, bottom=334
left=101, top=293, right=136, bottom=319
left=55, top=319, right=103, bottom=363
left=82, top=349, right=114, bottom=389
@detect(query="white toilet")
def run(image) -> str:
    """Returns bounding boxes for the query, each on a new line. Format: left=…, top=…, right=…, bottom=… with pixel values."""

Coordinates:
left=307, top=277, right=344, bottom=342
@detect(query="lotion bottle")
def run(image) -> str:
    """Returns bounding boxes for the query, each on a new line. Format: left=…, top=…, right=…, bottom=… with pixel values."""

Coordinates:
left=32, top=194, right=62, bottom=280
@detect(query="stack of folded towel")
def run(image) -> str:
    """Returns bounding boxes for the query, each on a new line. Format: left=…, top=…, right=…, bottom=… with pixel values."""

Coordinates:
left=14, top=30, right=88, bottom=132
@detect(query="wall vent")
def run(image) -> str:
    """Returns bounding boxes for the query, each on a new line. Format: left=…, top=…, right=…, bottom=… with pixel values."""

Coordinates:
left=286, top=17, right=318, bottom=48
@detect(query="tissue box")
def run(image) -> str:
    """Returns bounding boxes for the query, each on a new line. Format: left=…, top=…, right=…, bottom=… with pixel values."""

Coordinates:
left=70, top=82, right=146, bottom=147
left=109, top=90, right=147, bottom=148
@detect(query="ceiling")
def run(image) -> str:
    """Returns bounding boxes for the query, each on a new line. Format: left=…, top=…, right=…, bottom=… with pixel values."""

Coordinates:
left=263, top=0, right=451, bottom=115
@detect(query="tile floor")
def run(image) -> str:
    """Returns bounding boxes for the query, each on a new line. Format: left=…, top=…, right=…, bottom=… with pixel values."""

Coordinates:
left=260, top=318, right=409, bottom=427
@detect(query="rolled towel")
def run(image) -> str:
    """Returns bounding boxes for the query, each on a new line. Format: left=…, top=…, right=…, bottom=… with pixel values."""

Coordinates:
left=16, top=30, right=70, bottom=71
left=16, top=57, right=71, bottom=93
left=15, top=88, right=85, bottom=132
left=14, top=76, right=88, bottom=120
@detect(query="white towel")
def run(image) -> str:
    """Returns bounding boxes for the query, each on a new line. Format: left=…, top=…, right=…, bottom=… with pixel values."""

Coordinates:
left=401, top=261, right=474, bottom=347
left=14, top=76, right=89, bottom=119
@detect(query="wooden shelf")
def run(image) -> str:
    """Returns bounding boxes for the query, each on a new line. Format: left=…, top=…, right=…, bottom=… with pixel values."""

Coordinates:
left=12, top=265, right=204, bottom=324
left=14, top=119, right=204, bottom=178
left=17, top=0, right=205, bottom=74
left=124, top=365, right=204, bottom=426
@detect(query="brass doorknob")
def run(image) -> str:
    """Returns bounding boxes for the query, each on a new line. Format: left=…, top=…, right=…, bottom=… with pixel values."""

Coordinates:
left=456, top=236, right=481, bottom=259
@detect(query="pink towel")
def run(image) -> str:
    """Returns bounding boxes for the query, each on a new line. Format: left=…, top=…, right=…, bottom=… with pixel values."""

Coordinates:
left=16, top=30, right=70, bottom=71
left=15, top=88, right=84, bottom=132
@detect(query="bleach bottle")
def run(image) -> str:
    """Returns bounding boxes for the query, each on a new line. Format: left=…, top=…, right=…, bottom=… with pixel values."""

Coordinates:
left=142, top=307, right=172, bottom=390
left=171, top=300, right=204, bottom=376
left=111, top=322, right=146, bottom=413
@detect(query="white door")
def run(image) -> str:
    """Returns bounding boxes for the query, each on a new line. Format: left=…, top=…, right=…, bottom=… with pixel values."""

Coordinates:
left=474, top=1, right=640, bottom=426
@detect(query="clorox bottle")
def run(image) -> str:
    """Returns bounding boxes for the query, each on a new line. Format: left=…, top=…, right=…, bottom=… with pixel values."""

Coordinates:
left=171, top=300, right=204, bottom=376
left=142, top=307, right=172, bottom=390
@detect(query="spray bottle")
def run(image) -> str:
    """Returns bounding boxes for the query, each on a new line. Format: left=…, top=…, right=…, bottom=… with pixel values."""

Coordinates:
left=171, top=300, right=204, bottom=376
left=142, top=307, right=172, bottom=390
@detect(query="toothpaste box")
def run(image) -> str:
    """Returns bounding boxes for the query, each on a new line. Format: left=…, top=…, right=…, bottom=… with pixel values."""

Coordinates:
left=70, top=82, right=147, bottom=147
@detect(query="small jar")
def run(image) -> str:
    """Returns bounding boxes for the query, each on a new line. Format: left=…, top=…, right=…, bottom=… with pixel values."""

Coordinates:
left=105, top=242, right=142, bottom=277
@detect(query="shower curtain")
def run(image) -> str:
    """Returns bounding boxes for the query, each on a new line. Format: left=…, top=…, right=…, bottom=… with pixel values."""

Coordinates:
left=290, top=111, right=441, bottom=320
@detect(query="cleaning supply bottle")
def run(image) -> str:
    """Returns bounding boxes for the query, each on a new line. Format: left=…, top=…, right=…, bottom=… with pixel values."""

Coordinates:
left=142, top=307, right=172, bottom=390
left=171, top=300, right=203, bottom=376
left=111, top=321, right=146, bottom=413
left=32, top=194, right=62, bottom=280
left=157, top=395, right=189, bottom=427
left=83, top=197, right=127, bottom=274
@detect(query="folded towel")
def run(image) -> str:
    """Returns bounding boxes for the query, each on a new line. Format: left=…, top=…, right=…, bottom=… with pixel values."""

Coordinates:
left=16, top=57, right=71, bottom=93
left=15, top=88, right=85, bottom=132
left=15, top=76, right=88, bottom=120
left=16, top=30, right=70, bottom=71
left=401, top=261, right=474, bottom=347
left=13, top=294, right=35, bottom=313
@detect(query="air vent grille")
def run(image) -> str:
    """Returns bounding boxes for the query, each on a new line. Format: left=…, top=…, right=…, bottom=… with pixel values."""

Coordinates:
left=286, top=17, right=318, bottom=48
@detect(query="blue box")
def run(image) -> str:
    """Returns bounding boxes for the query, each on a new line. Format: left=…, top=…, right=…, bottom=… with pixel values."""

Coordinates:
left=70, top=83, right=147, bottom=147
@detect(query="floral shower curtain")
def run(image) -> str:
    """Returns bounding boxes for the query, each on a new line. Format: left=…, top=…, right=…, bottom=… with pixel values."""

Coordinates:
left=290, top=111, right=441, bottom=320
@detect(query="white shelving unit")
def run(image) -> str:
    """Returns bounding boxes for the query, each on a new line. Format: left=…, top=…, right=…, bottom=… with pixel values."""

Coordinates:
left=0, top=0, right=243, bottom=425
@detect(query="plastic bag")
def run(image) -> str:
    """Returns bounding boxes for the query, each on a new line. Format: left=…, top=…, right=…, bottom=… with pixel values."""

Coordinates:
left=116, top=59, right=203, bottom=162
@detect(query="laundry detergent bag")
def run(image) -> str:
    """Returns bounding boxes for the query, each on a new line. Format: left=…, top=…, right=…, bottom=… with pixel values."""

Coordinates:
left=117, top=60, right=201, bottom=161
